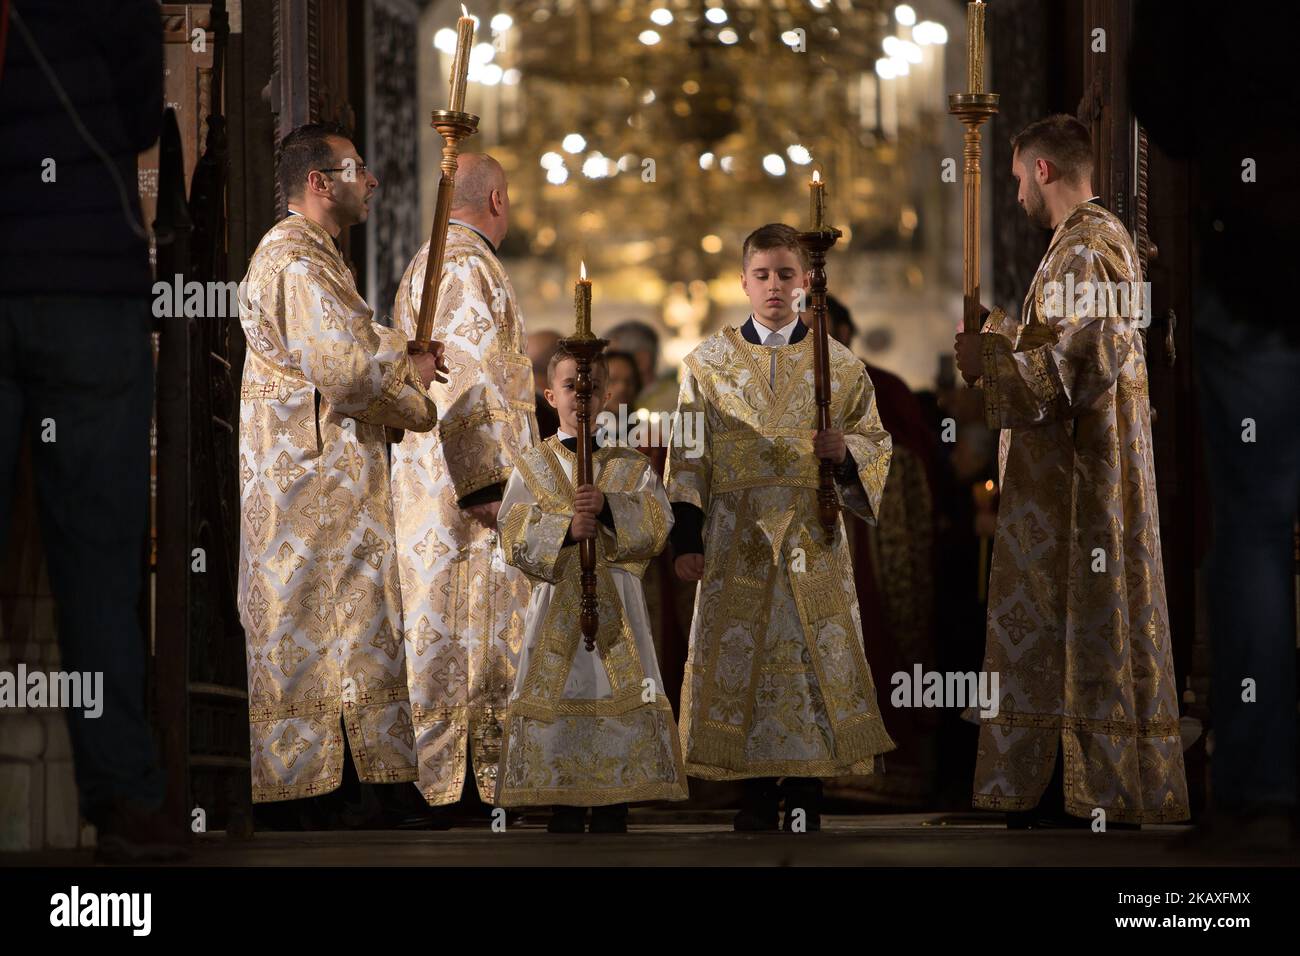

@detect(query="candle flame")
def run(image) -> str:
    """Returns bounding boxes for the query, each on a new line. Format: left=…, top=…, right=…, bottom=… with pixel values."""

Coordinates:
left=984, top=480, right=995, bottom=491
left=580, top=260, right=587, bottom=280
left=461, top=3, right=469, bottom=17
left=812, top=169, right=821, bottom=183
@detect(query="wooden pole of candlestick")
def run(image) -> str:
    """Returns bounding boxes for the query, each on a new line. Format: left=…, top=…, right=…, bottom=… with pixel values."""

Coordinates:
left=798, top=170, right=841, bottom=544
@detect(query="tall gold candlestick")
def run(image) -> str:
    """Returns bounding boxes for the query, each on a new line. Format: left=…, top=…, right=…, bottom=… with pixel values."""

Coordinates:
left=809, top=170, right=826, bottom=230
left=449, top=4, right=475, bottom=113
left=409, top=4, right=480, bottom=352
left=574, top=260, right=593, bottom=338
left=967, top=1, right=985, bottom=94
left=561, top=261, right=606, bottom=652
left=950, top=2, right=997, bottom=340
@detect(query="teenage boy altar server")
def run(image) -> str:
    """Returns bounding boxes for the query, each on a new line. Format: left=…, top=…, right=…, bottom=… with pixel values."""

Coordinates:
left=496, top=348, right=689, bottom=833
left=667, top=223, right=895, bottom=831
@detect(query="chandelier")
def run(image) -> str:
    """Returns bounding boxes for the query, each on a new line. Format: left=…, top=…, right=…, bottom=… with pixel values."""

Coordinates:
left=435, top=1, right=949, bottom=335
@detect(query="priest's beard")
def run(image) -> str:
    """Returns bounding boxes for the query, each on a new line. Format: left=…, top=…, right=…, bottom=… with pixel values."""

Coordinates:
left=1022, top=178, right=1052, bottom=229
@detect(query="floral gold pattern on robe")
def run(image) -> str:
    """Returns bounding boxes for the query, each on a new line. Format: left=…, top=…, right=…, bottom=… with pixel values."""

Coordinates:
left=390, top=224, right=538, bottom=805
left=974, top=200, right=1189, bottom=823
left=667, top=326, right=896, bottom=779
left=495, top=437, right=689, bottom=806
left=237, top=214, right=437, bottom=802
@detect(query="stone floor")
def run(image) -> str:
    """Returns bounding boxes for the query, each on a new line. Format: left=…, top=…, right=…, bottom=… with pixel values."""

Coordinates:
left=3, top=812, right=1295, bottom=867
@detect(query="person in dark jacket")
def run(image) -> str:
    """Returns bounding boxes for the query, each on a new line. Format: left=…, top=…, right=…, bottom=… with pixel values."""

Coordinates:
left=1131, top=0, right=1300, bottom=850
left=0, top=0, right=179, bottom=861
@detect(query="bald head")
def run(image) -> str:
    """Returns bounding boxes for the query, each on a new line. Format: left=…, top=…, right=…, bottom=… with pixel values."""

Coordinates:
left=452, top=154, right=506, bottom=213
left=449, top=153, right=509, bottom=246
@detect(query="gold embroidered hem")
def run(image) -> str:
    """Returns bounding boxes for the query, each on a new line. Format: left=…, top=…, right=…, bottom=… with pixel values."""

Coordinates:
left=973, top=723, right=1189, bottom=824
left=684, top=759, right=877, bottom=782
left=496, top=701, right=690, bottom=808
left=498, top=783, right=689, bottom=808
left=679, top=662, right=895, bottom=779
left=973, top=794, right=1191, bottom=825
left=252, top=774, right=344, bottom=804
left=251, top=764, right=418, bottom=805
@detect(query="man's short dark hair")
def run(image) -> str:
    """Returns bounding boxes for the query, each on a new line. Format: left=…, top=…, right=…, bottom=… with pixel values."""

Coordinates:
left=1010, top=114, right=1093, bottom=184
left=277, top=121, right=352, bottom=202
left=742, top=222, right=810, bottom=270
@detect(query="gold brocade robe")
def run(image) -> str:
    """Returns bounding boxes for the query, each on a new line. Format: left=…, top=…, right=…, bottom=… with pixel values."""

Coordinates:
left=667, top=326, right=896, bottom=779
left=237, top=214, right=438, bottom=802
left=973, top=200, right=1189, bottom=823
left=495, top=437, right=689, bottom=807
left=390, top=224, right=538, bottom=805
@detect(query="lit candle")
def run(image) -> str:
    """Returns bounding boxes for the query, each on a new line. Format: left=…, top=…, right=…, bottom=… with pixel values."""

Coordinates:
left=449, top=4, right=475, bottom=112
left=967, top=1, right=985, bottom=93
left=575, top=260, right=592, bottom=337
left=809, top=170, right=826, bottom=230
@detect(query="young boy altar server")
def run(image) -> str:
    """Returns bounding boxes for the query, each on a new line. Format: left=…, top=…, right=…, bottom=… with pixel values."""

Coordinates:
left=667, top=223, right=896, bottom=831
left=496, top=348, right=689, bottom=833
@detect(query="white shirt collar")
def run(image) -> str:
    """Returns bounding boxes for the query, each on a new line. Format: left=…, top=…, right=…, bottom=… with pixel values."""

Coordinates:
left=752, top=313, right=799, bottom=346
left=556, top=429, right=574, bottom=441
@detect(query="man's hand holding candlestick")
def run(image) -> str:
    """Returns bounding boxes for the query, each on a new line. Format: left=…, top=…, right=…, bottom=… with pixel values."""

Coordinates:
left=814, top=427, right=847, bottom=464
left=954, top=331, right=982, bottom=385
left=466, top=501, right=501, bottom=530
left=411, top=343, right=449, bottom=388
left=953, top=303, right=992, bottom=386
left=674, top=553, right=705, bottom=582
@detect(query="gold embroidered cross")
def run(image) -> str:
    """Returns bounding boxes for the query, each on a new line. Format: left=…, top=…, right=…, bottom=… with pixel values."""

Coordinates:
left=761, top=438, right=800, bottom=475
left=267, top=450, right=306, bottom=493
left=352, top=528, right=387, bottom=569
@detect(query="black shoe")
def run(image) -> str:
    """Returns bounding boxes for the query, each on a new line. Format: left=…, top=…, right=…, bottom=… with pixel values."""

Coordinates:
left=1006, top=807, right=1091, bottom=830
left=93, top=801, right=190, bottom=864
left=547, top=805, right=588, bottom=833
left=781, top=777, right=823, bottom=832
left=734, top=778, right=780, bottom=831
left=378, top=782, right=456, bottom=830
left=1004, top=750, right=1088, bottom=830
left=589, top=803, right=629, bottom=834
left=390, top=806, right=457, bottom=830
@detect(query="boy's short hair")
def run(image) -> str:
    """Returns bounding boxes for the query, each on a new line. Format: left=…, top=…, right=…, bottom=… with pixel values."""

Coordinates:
left=547, top=345, right=609, bottom=386
left=1010, top=114, right=1093, bottom=185
left=742, top=223, right=810, bottom=271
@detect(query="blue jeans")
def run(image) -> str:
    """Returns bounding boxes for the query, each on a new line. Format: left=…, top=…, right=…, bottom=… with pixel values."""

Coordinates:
left=1194, top=290, right=1300, bottom=812
left=0, top=296, right=164, bottom=820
